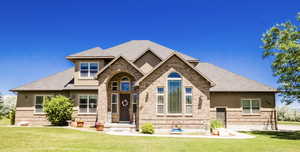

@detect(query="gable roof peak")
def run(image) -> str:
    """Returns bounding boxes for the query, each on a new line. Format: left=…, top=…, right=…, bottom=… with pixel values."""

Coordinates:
left=135, top=52, right=214, bottom=86
left=96, top=55, right=145, bottom=78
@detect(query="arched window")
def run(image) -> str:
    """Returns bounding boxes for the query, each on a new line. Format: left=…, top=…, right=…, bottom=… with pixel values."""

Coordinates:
left=167, top=72, right=182, bottom=113
left=120, top=76, right=131, bottom=91
left=168, top=72, right=181, bottom=78
left=121, top=77, right=129, bottom=81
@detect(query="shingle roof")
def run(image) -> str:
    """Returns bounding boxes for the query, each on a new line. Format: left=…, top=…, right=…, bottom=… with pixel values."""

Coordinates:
left=10, top=68, right=74, bottom=91
left=67, top=47, right=115, bottom=59
left=66, top=40, right=198, bottom=61
left=63, top=84, right=98, bottom=90
left=105, top=40, right=198, bottom=61
left=196, top=63, right=277, bottom=92
left=11, top=40, right=277, bottom=92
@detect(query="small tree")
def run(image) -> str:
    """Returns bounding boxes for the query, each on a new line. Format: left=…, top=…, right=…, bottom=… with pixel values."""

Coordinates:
left=0, top=92, right=4, bottom=119
left=261, top=12, right=300, bottom=104
left=0, top=94, right=17, bottom=120
left=44, top=95, right=73, bottom=126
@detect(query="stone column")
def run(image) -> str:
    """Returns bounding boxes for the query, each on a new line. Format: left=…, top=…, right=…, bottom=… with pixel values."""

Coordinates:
left=98, top=82, right=108, bottom=124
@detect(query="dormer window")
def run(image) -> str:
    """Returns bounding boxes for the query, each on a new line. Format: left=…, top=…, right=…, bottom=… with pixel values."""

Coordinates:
left=80, top=62, right=99, bottom=78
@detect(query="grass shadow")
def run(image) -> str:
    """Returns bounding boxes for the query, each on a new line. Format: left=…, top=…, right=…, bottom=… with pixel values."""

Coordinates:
left=250, top=131, right=300, bottom=140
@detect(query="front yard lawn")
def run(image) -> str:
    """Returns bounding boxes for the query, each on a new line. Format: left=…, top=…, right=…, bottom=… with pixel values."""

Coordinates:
left=0, top=127, right=300, bottom=152
left=278, top=121, right=300, bottom=126
left=0, top=118, right=10, bottom=125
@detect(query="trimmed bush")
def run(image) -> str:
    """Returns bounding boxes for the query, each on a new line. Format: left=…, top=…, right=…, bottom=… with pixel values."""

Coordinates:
left=9, top=109, right=15, bottom=125
left=141, top=123, right=154, bottom=134
left=210, top=120, right=224, bottom=129
left=44, top=95, right=74, bottom=126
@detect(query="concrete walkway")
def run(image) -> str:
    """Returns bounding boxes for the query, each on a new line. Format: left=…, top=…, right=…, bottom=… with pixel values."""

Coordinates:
left=66, top=127, right=255, bottom=139
left=105, top=130, right=255, bottom=139
left=278, top=125, right=300, bottom=131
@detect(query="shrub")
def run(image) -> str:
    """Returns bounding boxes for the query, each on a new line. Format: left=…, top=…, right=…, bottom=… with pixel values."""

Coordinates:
left=0, top=95, right=17, bottom=120
left=277, top=106, right=300, bottom=122
left=44, top=95, right=74, bottom=126
left=0, top=103, right=4, bottom=120
left=141, top=123, right=154, bottom=134
left=210, top=120, right=224, bottom=129
left=9, top=108, right=15, bottom=125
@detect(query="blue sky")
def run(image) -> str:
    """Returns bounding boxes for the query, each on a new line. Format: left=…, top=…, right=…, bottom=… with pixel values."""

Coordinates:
left=0, top=0, right=299, bottom=106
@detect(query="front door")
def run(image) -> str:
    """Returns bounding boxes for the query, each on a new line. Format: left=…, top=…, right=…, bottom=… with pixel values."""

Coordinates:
left=119, top=94, right=130, bottom=122
left=216, top=108, right=227, bottom=128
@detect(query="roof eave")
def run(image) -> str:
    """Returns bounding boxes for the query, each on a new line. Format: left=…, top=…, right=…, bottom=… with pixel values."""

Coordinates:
left=66, top=56, right=115, bottom=59
left=210, top=90, right=278, bottom=93
left=63, top=88, right=98, bottom=91
left=10, top=89, right=63, bottom=92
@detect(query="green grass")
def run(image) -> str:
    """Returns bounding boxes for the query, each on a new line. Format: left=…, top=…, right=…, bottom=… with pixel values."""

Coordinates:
left=0, top=118, right=10, bottom=125
left=0, top=127, right=300, bottom=152
left=278, top=121, right=300, bottom=126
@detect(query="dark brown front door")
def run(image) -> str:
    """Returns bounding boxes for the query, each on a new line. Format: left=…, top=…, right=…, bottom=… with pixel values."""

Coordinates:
left=119, top=94, right=130, bottom=122
left=216, top=108, right=227, bottom=128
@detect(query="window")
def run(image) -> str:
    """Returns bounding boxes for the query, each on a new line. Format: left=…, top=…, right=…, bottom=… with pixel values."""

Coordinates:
left=35, top=95, right=51, bottom=113
left=79, top=95, right=97, bottom=113
left=120, top=77, right=131, bottom=91
left=80, top=62, right=99, bottom=78
left=111, top=93, right=118, bottom=113
left=241, top=99, right=260, bottom=114
left=168, top=72, right=181, bottom=78
left=132, top=93, right=138, bottom=113
left=168, top=72, right=182, bottom=113
left=185, top=87, right=193, bottom=114
left=111, top=81, right=118, bottom=91
left=157, top=87, right=165, bottom=114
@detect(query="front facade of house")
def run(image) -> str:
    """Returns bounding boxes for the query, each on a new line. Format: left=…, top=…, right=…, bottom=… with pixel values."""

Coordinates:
left=11, top=40, right=277, bottom=130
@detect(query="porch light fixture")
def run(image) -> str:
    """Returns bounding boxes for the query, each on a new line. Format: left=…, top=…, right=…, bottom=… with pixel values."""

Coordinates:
left=145, top=92, right=149, bottom=102
left=198, top=96, right=202, bottom=109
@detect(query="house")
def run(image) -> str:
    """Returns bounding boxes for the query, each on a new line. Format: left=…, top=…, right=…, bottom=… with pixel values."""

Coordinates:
left=11, top=40, right=277, bottom=130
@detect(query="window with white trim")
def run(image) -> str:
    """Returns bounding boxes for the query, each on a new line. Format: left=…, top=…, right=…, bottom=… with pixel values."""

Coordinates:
left=157, top=87, right=165, bottom=114
left=35, top=95, right=51, bottom=113
left=185, top=87, right=193, bottom=114
left=111, top=93, right=118, bottom=113
left=167, top=72, right=182, bottom=113
left=80, top=62, right=99, bottom=78
left=79, top=95, right=97, bottom=113
left=132, top=93, right=138, bottom=113
left=241, top=99, right=260, bottom=113
left=111, top=81, right=118, bottom=91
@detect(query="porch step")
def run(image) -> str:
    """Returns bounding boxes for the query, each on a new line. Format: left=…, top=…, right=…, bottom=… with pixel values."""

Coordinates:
left=105, top=123, right=136, bottom=128
left=104, top=123, right=136, bottom=132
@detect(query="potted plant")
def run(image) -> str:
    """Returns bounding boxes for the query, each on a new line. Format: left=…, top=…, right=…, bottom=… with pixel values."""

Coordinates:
left=71, top=118, right=76, bottom=127
left=95, top=122, right=104, bottom=131
left=210, top=120, right=224, bottom=136
left=77, top=120, right=84, bottom=127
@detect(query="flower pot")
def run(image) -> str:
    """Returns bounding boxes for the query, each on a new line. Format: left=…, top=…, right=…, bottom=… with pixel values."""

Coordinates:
left=95, top=123, right=104, bottom=131
left=211, top=129, right=219, bottom=136
left=77, top=121, right=84, bottom=127
left=71, top=121, right=77, bottom=127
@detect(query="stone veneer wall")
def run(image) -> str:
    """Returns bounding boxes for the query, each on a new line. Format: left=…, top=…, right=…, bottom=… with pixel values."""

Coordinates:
left=134, top=50, right=162, bottom=74
left=210, top=92, right=277, bottom=129
left=138, top=55, right=211, bottom=130
left=97, top=57, right=144, bottom=124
